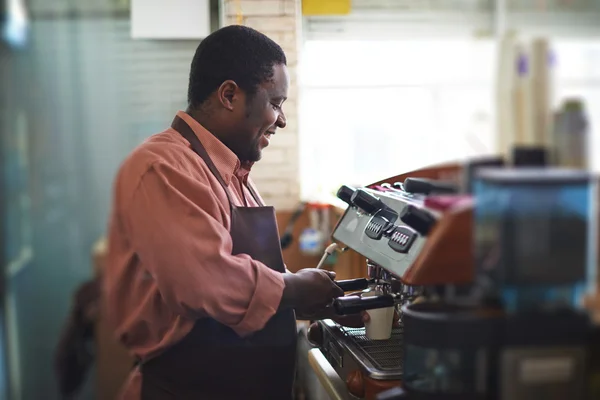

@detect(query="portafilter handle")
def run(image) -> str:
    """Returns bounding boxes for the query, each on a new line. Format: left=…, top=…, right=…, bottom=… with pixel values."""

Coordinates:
left=335, top=278, right=370, bottom=292
left=333, top=294, right=395, bottom=315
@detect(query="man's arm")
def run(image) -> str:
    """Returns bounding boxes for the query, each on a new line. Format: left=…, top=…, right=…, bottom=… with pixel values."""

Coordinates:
left=122, top=161, right=284, bottom=338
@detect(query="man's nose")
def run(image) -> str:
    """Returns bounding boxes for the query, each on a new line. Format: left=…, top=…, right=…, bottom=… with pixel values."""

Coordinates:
left=276, top=111, right=286, bottom=129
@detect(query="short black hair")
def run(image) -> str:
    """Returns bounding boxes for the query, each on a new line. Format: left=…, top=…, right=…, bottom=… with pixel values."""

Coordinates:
left=187, top=25, right=287, bottom=108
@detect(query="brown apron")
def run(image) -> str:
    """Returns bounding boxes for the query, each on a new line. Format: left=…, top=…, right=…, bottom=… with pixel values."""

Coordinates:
left=139, top=116, right=297, bottom=399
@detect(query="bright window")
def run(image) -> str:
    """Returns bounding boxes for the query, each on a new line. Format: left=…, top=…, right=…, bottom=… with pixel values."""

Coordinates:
left=299, top=39, right=600, bottom=199
left=299, top=39, right=496, bottom=199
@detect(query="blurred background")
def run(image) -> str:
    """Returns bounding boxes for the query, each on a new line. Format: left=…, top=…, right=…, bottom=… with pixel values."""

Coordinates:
left=1, top=0, right=599, bottom=399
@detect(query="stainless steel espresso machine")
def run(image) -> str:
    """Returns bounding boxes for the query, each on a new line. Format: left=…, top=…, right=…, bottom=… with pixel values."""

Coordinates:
left=307, top=170, right=474, bottom=400
left=307, top=162, right=600, bottom=400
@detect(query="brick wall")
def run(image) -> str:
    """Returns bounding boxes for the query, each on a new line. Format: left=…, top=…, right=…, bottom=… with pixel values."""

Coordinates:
left=222, top=0, right=302, bottom=211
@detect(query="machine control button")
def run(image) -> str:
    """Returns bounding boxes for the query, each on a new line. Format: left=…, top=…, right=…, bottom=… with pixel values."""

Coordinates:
left=337, top=185, right=356, bottom=205
left=387, top=226, right=416, bottom=253
left=365, top=216, right=389, bottom=240
left=351, top=189, right=385, bottom=214
left=399, top=205, right=436, bottom=236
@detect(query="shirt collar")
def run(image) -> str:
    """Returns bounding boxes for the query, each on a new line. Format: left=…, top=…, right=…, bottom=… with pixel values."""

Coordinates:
left=175, top=111, right=251, bottom=185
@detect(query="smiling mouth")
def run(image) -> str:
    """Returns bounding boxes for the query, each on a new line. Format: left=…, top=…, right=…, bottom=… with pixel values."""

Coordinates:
left=265, top=131, right=276, bottom=139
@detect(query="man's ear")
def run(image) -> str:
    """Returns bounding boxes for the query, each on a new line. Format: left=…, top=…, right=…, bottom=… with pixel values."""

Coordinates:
left=216, top=80, right=239, bottom=111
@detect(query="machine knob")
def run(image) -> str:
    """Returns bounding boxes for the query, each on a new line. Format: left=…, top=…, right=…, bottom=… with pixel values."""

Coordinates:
left=351, top=189, right=385, bottom=214
left=399, top=205, right=436, bottom=236
left=306, top=322, right=323, bottom=347
left=346, top=370, right=365, bottom=398
left=336, top=185, right=356, bottom=205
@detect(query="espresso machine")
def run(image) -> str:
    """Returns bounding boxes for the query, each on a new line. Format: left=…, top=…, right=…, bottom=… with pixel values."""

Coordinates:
left=306, top=168, right=475, bottom=400
left=307, top=161, right=600, bottom=400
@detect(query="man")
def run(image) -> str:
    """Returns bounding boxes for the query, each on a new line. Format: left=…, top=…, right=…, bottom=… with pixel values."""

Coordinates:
left=104, top=25, right=350, bottom=400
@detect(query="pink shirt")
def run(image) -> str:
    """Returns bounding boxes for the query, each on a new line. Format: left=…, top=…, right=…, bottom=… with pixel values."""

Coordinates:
left=104, top=111, right=285, bottom=399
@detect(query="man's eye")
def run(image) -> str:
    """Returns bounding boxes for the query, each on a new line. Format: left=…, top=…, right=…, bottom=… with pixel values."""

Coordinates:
left=271, top=103, right=281, bottom=110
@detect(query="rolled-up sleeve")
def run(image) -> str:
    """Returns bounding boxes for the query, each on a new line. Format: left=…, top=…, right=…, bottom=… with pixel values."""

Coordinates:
left=122, top=161, right=285, bottom=337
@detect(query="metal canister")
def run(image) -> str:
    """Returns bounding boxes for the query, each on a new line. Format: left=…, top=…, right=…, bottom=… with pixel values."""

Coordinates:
left=552, top=99, right=589, bottom=169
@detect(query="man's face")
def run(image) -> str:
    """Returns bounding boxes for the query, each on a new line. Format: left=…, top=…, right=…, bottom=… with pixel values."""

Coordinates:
left=231, top=64, right=289, bottom=163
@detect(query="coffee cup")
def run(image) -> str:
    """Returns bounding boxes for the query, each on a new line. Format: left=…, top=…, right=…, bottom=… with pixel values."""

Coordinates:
left=362, top=290, right=395, bottom=340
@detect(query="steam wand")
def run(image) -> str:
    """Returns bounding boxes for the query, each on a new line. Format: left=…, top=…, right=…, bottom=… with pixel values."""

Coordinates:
left=315, top=243, right=342, bottom=270
left=313, top=243, right=369, bottom=293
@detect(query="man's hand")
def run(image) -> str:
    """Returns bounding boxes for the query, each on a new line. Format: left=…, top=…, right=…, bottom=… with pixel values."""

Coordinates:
left=281, top=268, right=344, bottom=311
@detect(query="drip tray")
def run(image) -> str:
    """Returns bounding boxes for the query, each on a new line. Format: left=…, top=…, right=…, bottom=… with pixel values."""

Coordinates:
left=320, top=320, right=404, bottom=380
left=339, top=325, right=404, bottom=371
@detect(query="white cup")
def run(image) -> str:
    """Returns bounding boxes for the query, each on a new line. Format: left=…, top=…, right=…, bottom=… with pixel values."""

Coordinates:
left=362, top=291, right=395, bottom=340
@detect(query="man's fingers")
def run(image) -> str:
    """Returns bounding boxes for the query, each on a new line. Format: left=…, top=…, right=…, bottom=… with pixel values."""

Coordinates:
left=361, top=311, right=370, bottom=323
left=360, top=310, right=399, bottom=325
left=331, top=281, right=344, bottom=298
left=321, top=270, right=335, bottom=278
left=333, top=313, right=365, bottom=328
left=393, top=310, right=401, bottom=326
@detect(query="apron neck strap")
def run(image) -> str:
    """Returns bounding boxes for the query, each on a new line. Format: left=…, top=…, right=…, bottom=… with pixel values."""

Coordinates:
left=171, top=116, right=235, bottom=206
left=246, top=182, right=265, bottom=207
left=171, top=116, right=267, bottom=208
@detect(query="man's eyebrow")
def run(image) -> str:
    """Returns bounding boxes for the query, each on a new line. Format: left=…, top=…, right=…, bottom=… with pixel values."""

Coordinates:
left=271, top=95, right=287, bottom=102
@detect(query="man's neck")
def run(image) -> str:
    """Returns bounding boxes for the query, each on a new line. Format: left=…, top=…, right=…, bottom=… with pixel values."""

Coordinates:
left=186, top=107, right=223, bottom=141
left=186, top=107, right=252, bottom=168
